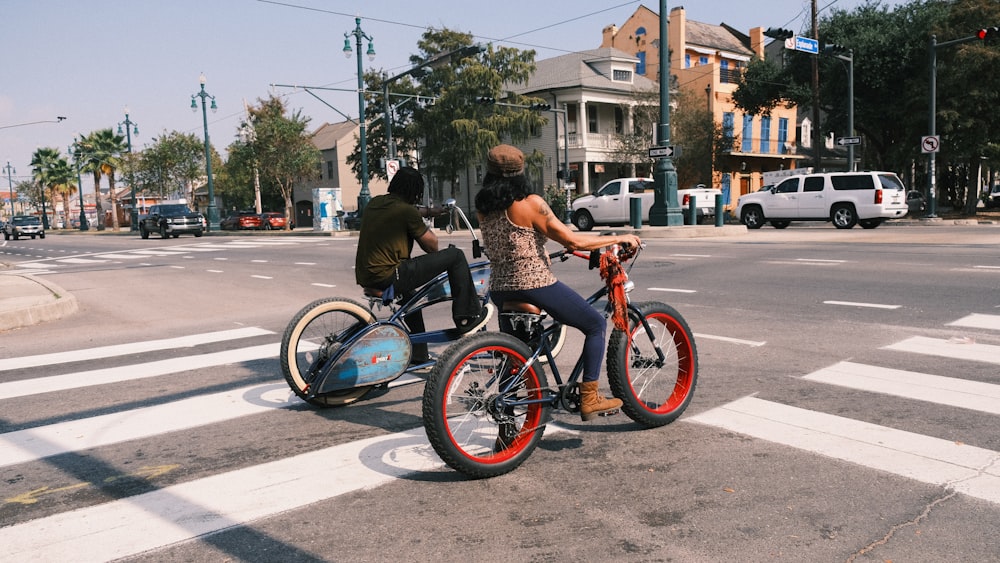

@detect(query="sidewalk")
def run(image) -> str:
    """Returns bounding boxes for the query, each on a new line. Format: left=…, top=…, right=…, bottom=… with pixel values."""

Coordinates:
left=0, top=274, right=78, bottom=332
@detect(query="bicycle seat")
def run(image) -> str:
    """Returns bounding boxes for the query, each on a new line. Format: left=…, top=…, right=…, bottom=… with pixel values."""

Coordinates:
left=502, top=301, right=542, bottom=315
left=363, top=285, right=396, bottom=305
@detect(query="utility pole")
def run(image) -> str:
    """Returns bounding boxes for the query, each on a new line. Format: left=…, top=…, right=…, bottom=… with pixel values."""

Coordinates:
left=811, top=0, right=822, bottom=170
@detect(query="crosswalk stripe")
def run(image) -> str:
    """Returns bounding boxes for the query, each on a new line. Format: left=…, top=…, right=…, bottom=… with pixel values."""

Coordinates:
left=0, top=383, right=295, bottom=468
left=687, top=397, right=1000, bottom=504
left=0, top=327, right=274, bottom=372
left=0, top=422, right=573, bottom=560
left=802, top=361, right=1000, bottom=415
left=0, top=343, right=278, bottom=400
left=948, top=313, right=1000, bottom=331
left=882, top=336, right=1000, bottom=364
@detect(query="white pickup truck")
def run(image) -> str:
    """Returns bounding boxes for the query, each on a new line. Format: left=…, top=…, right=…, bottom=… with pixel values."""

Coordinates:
left=570, top=178, right=722, bottom=231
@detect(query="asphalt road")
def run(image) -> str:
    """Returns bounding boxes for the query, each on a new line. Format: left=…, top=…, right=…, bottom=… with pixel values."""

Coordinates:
left=1, top=225, right=999, bottom=562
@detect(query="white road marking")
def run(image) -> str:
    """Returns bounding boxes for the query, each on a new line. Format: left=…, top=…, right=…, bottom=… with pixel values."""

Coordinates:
left=648, top=287, right=697, bottom=293
left=0, top=344, right=278, bottom=400
left=803, top=361, right=1000, bottom=415
left=796, top=258, right=847, bottom=263
left=824, top=300, right=901, bottom=309
left=948, top=313, right=1000, bottom=331
left=688, top=397, right=1000, bottom=504
left=251, top=275, right=272, bottom=279
left=883, top=336, right=1000, bottom=365
left=0, top=327, right=273, bottom=371
left=57, top=258, right=110, bottom=264
left=0, top=384, right=295, bottom=468
left=311, top=283, right=336, bottom=288
left=0, top=422, right=574, bottom=561
left=693, top=333, right=766, bottom=347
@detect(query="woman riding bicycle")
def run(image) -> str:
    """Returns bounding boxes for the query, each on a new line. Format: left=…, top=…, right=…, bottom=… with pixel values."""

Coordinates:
left=475, top=144, right=642, bottom=421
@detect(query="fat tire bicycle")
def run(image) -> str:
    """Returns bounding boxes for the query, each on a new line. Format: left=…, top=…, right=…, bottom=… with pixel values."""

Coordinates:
left=279, top=200, right=492, bottom=407
left=421, top=243, right=698, bottom=478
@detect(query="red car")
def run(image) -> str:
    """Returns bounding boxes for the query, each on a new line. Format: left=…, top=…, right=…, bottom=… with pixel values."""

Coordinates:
left=220, top=211, right=263, bottom=230
left=260, top=212, right=288, bottom=230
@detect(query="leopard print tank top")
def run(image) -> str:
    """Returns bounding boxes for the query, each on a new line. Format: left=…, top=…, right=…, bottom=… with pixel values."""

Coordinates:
left=480, top=211, right=557, bottom=291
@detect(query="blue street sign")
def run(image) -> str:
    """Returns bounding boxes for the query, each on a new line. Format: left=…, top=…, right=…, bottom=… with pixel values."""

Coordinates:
left=794, top=36, right=819, bottom=54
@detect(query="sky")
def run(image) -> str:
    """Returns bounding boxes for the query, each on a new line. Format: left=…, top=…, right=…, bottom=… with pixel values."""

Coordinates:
left=0, top=0, right=908, bottom=194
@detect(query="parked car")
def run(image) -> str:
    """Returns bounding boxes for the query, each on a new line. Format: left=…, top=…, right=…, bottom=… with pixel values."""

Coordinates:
left=570, top=178, right=723, bottom=230
left=736, top=171, right=908, bottom=229
left=220, top=211, right=263, bottom=230
left=139, top=204, right=205, bottom=239
left=260, top=211, right=287, bottom=230
left=342, top=210, right=361, bottom=230
left=906, top=190, right=927, bottom=214
left=986, top=184, right=1000, bottom=209
left=3, top=215, right=45, bottom=240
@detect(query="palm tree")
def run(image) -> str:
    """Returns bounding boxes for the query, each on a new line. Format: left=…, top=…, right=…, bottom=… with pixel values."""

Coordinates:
left=49, top=158, right=77, bottom=228
left=80, top=129, right=125, bottom=231
left=30, top=147, right=60, bottom=228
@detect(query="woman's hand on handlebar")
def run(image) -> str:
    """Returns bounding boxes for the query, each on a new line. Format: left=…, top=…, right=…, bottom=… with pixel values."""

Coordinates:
left=615, top=234, right=643, bottom=250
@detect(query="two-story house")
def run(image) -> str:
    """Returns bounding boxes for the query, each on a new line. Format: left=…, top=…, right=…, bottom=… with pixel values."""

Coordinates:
left=295, top=120, right=388, bottom=228
left=601, top=5, right=804, bottom=206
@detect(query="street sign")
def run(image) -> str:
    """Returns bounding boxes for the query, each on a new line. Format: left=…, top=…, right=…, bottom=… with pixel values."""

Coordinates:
left=786, top=35, right=819, bottom=54
left=386, top=159, right=400, bottom=181
left=921, top=135, right=940, bottom=154
left=648, top=146, right=674, bottom=158
left=836, top=136, right=861, bottom=146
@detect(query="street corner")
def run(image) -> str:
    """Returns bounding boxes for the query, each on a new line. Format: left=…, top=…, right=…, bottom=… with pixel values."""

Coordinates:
left=0, top=274, right=78, bottom=332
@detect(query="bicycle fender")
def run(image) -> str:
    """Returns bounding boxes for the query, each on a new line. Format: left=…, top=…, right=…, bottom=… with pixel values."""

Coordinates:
left=313, top=323, right=411, bottom=394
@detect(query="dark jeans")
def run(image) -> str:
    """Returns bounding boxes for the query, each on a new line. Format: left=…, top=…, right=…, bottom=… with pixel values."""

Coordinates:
left=490, top=281, right=606, bottom=382
left=392, top=247, right=481, bottom=359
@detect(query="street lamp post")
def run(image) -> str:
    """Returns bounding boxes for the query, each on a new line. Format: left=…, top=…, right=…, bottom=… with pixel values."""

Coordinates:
left=118, top=107, right=139, bottom=230
left=649, top=0, right=683, bottom=226
left=3, top=161, right=14, bottom=217
left=343, top=17, right=375, bottom=214
left=69, top=140, right=89, bottom=231
left=191, top=74, right=218, bottom=230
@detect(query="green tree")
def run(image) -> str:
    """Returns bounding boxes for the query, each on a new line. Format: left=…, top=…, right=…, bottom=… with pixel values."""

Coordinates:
left=49, top=157, right=77, bottom=228
left=79, top=129, right=126, bottom=230
left=30, top=147, right=61, bottom=227
left=350, top=28, right=546, bottom=202
left=241, top=95, right=320, bottom=227
left=132, top=131, right=205, bottom=204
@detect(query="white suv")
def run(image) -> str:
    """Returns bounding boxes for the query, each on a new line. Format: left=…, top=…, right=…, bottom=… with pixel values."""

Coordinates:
left=737, top=171, right=908, bottom=229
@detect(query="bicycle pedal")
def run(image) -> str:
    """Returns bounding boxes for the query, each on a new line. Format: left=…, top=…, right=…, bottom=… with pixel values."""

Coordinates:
left=598, top=409, right=620, bottom=417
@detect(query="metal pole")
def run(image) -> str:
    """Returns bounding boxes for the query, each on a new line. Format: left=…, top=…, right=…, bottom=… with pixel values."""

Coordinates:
left=121, top=110, right=138, bottom=230
left=847, top=51, right=855, bottom=172
left=927, top=35, right=938, bottom=218
left=347, top=17, right=373, bottom=214
left=3, top=161, right=13, bottom=217
left=70, top=144, right=88, bottom=231
left=649, top=0, right=682, bottom=226
left=192, top=75, right=218, bottom=229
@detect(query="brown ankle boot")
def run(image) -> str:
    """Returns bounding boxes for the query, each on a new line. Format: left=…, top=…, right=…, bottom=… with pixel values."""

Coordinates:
left=579, top=381, right=622, bottom=421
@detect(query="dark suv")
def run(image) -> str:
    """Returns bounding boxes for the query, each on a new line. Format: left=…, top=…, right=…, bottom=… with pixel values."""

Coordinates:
left=3, top=215, right=45, bottom=240
left=139, top=204, right=205, bottom=239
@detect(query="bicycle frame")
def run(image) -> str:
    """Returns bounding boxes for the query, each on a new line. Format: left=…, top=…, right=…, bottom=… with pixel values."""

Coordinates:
left=493, top=246, right=659, bottom=412
left=306, top=202, right=491, bottom=396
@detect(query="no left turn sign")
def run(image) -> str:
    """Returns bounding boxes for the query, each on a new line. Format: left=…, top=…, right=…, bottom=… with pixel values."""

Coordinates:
left=921, top=135, right=940, bottom=154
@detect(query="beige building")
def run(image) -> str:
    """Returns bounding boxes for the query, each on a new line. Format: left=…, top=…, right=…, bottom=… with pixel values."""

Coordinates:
left=295, top=120, right=389, bottom=227
left=601, top=5, right=804, bottom=205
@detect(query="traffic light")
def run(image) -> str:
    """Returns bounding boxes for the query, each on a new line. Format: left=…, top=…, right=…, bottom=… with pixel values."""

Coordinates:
left=764, top=27, right=794, bottom=40
left=977, top=26, right=1000, bottom=45
left=475, top=96, right=496, bottom=105
left=529, top=102, right=551, bottom=111
left=822, top=43, right=849, bottom=55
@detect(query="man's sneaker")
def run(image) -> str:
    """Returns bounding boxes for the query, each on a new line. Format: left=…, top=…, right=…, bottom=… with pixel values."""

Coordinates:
left=456, top=303, right=494, bottom=336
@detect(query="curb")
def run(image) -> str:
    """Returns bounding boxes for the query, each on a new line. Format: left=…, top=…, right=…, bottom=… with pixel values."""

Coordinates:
left=0, top=275, right=78, bottom=332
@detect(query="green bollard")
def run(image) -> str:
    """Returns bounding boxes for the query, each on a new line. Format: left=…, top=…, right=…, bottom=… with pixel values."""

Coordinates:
left=630, top=197, right=643, bottom=229
left=715, top=193, right=724, bottom=227
left=687, top=195, right=697, bottom=225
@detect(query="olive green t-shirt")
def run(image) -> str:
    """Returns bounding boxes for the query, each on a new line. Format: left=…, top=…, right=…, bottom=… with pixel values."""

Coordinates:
left=354, top=194, right=429, bottom=288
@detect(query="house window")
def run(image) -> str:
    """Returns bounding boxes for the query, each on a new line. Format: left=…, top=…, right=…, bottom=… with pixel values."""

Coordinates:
left=614, top=107, right=624, bottom=134
left=636, top=51, right=646, bottom=75
left=685, top=53, right=691, bottom=68
left=699, top=55, right=709, bottom=66
left=722, top=112, right=735, bottom=151
left=760, top=116, right=771, bottom=154
left=566, top=103, right=578, bottom=133
left=742, top=115, right=753, bottom=153
left=588, top=105, right=598, bottom=134
left=613, top=69, right=632, bottom=82
left=326, top=161, right=334, bottom=180
left=720, top=60, right=730, bottom=84
left=778, top=117, right=789, bottom=154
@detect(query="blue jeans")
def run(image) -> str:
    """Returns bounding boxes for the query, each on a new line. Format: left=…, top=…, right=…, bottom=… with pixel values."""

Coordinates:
left=490, top=281, right=606, bottom=382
